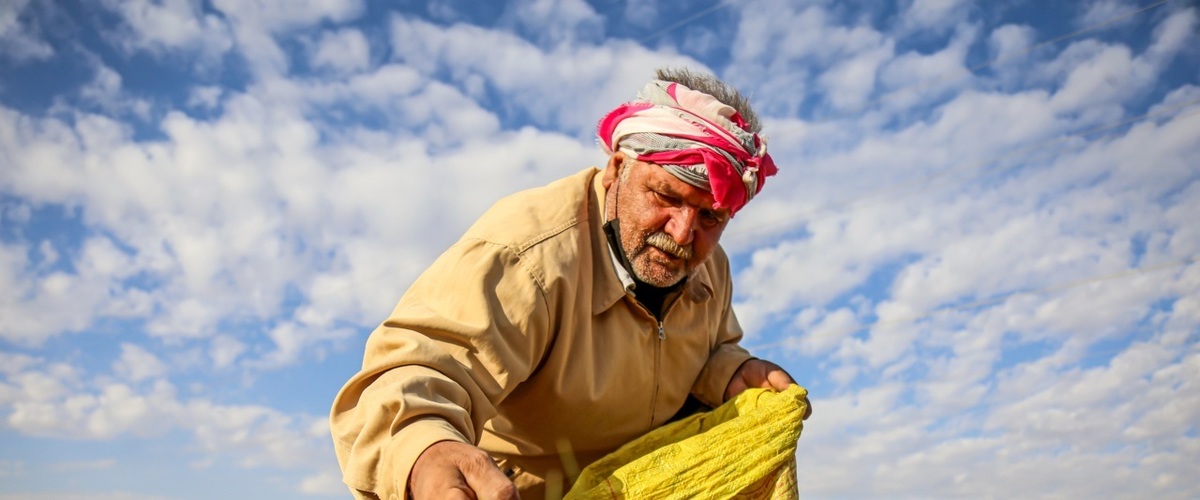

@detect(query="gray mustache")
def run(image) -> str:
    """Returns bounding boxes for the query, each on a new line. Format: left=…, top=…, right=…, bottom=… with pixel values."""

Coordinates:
left=646, top=232, right=693, bottom=260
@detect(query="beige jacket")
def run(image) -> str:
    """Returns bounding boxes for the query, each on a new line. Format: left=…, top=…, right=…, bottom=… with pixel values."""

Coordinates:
left=330, top=167, right=753, bottom=499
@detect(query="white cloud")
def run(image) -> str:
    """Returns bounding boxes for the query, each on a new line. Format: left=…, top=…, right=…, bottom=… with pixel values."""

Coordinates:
left=199, top=0, right=365, bottom=76
left=0, top=351, right=38, bottom=377
left=897, top=0, right=969, bottom=34
left=0, top=459, right=24, bottom=477
left=749, top=77, right=1200, bottom=496
left=1, top=93, right=326, bottom=342
left=499, top=0, right=604, bottom=47
left=877, top=23, right=977, bottom=110
left=50, top=459, right=118, bottom=472
left=775, top=92, right=1191, bottom=328
left=1078, top=0, right=1134, bottom=29
left=75, top=60, right=152, bottom=118
left=113, top=344, right=168, bottom=383
left=185, top=400, right=319, bottom=468
left=310, top=28, right=370, bottom=75
left=986, top=23, right=1038, bottom=87
left=0, top=0, right=54, bottom=62
left=0, top=234, right=151, bottom=344
left=732, top=2, right=878, bottom=67
left=794, top=327, right=1200, bottom=497
left=4, top=37, right=583, bottom=376
left=425, top=0, right=462, bottom=22
left=728, top=23, right=1199, bottom=494
left=623, top=0, right=658, bottom=29
left=5, top=363, right=175, bottom=439
left=249, top=321, right=352, bottom=370
left=1048, top=43, right=1141, bottom=114
left=817, top=41, right=894, bottom=111
left=84, top=383, right=174, bottom=438
left=209, top=335, right=247, bottom=369
left=1144, top=7, right=1197, bottom=64
left=0, top=492, right=174, bottom=500
left=1037, top=8, right=1195, bottom=119
left=2, top=32, right=604, bottom=356
left=98, top=0, right=234, bottom=63
left=299, top=469, right=347, bottom=495
left=187, top=85, right=223, bottom=109
left=1, top=353, right=334, bottom=483
left=728, top=1, right=892, bottom=117
left=388, top=13, right=701, bottom=135
left=989, top=23, right=1036, bottom=62
left=791, top=307, right=862, bottom=355
left=211, top=0, right=364, bottom=33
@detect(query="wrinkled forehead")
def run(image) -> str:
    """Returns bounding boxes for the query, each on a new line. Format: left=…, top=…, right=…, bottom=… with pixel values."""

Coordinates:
left=639, top=160, right=725, bottom=213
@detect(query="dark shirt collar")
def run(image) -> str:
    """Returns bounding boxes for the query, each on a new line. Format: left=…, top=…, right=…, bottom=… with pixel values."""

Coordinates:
left=603, top=218, right=683, bottom=319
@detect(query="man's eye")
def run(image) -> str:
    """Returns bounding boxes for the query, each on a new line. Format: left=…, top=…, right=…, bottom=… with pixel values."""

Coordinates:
left=655, top=192, right=680, bottom=205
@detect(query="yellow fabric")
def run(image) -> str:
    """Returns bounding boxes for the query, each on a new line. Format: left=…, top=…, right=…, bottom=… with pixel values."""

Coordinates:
left=566, top=385, right=808, bottom=500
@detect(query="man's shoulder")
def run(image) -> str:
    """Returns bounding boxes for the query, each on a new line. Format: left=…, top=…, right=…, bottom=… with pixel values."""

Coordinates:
left=463, top=167, right=601, bottom=251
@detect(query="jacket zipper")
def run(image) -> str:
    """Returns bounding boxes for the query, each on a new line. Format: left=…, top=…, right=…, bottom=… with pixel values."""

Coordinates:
left=650, top=319, right=664, bottom=428
left=633, top=293, right=680, bottom=430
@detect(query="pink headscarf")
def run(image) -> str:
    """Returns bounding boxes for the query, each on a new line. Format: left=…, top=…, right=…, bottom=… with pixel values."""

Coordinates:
left=597, top=79, right=777, bottom=216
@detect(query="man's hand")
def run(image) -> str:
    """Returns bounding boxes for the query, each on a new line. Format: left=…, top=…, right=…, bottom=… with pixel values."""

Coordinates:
left=725, top=358, right=812, bottom=419
left=409, top=441, right=520, bottom=500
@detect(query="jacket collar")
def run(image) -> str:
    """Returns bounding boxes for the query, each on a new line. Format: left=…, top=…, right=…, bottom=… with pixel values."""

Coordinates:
left=589, top=168, right=714, bottom=315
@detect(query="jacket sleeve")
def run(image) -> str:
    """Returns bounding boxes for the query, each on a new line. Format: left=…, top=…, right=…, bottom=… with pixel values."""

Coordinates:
left=329, top=238, right=552, bottom=499
left=690, top=249, right=753, bottom=409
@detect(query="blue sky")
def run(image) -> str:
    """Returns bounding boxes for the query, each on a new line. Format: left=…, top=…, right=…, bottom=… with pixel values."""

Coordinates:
left=1, top=0, right=1197, bottom=498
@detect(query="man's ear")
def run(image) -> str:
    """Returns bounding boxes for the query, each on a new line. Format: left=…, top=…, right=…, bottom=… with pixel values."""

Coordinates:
left=602, top=152, right=627, bottom=190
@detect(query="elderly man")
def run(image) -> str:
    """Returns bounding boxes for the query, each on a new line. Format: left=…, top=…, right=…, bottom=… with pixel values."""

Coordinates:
left=331, top=68, right=808, bottom=500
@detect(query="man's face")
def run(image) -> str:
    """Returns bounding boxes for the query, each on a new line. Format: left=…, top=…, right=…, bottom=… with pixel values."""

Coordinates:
left=604, top=156, right=731, bottom=288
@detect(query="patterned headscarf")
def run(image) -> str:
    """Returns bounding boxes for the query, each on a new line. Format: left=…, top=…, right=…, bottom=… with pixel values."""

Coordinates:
left=597, top=79, right=777, bottom=216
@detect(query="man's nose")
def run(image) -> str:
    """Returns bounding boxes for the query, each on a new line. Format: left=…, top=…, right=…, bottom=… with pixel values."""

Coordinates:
left=664, top=206, right=697, bottom=246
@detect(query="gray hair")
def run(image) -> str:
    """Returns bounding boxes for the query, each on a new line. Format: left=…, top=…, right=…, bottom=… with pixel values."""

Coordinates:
left=655, top=67, right=762, bottom=134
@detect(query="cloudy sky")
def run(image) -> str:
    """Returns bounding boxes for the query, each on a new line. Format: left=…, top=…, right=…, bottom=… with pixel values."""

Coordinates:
left=1, top=0, right=1197, bottom=498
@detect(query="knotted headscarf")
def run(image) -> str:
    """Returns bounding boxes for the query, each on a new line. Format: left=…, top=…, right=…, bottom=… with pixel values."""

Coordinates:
left=598, top=79, right=777, bottom=216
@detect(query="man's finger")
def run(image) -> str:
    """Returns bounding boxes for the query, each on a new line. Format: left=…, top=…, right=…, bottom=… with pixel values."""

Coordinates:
left=411, top=441, right=517, bottom=500
left=766, top=368, right=794, bottom=391
left=724, top=373, right=749, bottom=401
left=411, top=470, right=474, bottom=500
left=432, top=487, right=473, bottom=500
left=459, top=454, right=520, bottom=500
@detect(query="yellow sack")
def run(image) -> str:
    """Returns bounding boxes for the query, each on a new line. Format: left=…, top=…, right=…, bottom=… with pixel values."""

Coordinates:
left=565, top=385, right=808, bottom=500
